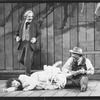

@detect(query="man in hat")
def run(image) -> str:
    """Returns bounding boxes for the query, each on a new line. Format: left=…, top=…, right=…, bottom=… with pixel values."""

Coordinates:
left=62, top=47, right=94, bottom=92
left=15, top=10, right=41, bottom=76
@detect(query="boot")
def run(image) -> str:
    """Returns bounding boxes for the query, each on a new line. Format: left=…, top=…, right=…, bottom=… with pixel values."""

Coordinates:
left=80, top=76, right=88, bottom=92
left=80, top=84, right=87, bottom=92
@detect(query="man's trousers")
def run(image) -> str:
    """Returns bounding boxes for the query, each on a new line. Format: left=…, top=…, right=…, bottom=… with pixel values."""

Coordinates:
left=18, top=40, right=34, bottom=76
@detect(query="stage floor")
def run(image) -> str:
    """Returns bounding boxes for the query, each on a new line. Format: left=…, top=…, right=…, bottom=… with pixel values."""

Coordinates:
left=0, top=80, right=100, bottom=97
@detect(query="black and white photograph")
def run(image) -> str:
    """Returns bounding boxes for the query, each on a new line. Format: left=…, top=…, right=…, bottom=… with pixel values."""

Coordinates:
left=0, top=0, right=100, bottom=97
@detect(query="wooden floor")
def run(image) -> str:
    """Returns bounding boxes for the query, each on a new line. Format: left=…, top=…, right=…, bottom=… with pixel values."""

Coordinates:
left=0, top=80, right=100, bottom=97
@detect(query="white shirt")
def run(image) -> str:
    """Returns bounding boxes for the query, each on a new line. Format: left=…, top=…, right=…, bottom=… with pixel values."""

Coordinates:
left=62, top=57, right=94, bottom=75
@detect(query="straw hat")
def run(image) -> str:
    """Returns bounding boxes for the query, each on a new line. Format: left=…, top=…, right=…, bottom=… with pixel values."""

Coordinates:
left=69, top=47, right=83, bottom=55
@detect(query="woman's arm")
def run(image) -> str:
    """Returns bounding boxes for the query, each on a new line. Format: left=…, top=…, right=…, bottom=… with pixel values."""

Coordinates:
left=3, top=87, right=17, bottom=92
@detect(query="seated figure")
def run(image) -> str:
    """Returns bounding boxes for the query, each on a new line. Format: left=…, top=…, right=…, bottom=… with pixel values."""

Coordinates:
left=62, top=47, right=94, bottom=92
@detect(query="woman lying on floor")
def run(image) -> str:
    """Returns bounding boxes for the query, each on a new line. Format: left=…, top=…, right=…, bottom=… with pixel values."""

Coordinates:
left=3, top=61, right=72, bottom=92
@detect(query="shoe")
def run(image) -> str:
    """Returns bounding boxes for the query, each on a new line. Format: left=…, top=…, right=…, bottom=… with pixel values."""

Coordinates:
left=80, top=84, right=87, bottom=92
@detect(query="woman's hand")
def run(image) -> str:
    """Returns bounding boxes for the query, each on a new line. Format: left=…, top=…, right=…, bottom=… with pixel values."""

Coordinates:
left=2, top=87, right=16, bottom=92
left=2, top=88, right=8, bottom=92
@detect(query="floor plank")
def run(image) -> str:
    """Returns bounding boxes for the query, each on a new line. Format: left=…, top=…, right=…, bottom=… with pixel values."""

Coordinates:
left=3, top=91, right=23, bottom=97
left=52, top=89, right=70, bottom=96
left=89, top=81, right=100, bottom=96
left=65, top=89, right=80, bottom=96
left=28, top=90, right=48, bottom=97
left=17, top=91, right=34, bottom=97
left=0, top=80, right=100, bottom=97
left=0, top=92, right=14, bottom=97
left=40, top=90, right=58, bottom=97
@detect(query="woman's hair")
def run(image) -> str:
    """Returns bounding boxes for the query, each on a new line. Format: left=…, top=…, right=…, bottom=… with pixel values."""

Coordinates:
left=6, top=78, right=23, bottom=90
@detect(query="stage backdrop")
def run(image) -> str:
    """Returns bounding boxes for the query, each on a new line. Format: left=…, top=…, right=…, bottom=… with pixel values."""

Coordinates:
left=0, top=3, right=100, bottom=72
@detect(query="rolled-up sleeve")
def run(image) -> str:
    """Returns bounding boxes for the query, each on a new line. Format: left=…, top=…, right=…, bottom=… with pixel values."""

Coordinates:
left=86, top=58, right=94, bottom=75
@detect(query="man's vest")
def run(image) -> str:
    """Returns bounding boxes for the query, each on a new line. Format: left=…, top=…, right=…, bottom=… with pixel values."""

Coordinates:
left=71, top=56, right=87, bottom=79
left=22, top=22, right=30, bottom=41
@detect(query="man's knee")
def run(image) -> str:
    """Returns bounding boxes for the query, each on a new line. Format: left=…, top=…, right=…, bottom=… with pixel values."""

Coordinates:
left=18, top=49, right=25, bottom=64
left=80, top=76, right=88, bottom=86
left=18, top=53, right=24, bottom=65
left=80, top=75, right=88, bottom=92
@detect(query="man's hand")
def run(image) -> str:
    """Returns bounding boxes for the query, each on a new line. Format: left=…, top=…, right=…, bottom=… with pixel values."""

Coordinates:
left=71, top=71, right=79, bottom=76
left=30, top=37, right=36, bottom=43
left=71, top=68, right=86, bottom=76
left=16, top=36, right=20, bottom=42
left=78, top=68, right=86, bottom=74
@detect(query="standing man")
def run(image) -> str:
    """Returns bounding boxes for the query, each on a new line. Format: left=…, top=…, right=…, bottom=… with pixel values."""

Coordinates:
left=15, top=10, right=41, bottom=76
left=62, top=47, right=94, bottom=92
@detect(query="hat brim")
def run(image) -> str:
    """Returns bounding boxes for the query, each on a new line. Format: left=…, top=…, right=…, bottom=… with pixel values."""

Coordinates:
left=69, top=50, right=83, bottom=55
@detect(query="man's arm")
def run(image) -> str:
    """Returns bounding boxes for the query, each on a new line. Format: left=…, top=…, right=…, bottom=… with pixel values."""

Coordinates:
left=15, top=22, right=22, bottom=42
left=75, top=58, right=94, bottom=75
left=15, top=21, right=22, bottom=37
left=62, top=57, right=73, bottom=73
left=31, top=21, right=41, bottom=44
left=62, top=57, right=86, bottom=76
left=62, top=57, right=79, bottom=76
left=85, top=58, right=94, bottom=75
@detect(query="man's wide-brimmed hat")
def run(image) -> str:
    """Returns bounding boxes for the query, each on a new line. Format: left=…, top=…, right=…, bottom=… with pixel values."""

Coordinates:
left=69, top=47, right=83, bottom=55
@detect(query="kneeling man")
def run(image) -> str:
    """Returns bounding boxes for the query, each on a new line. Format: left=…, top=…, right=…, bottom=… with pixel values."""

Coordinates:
left=62, top=47, right=94, bottom=92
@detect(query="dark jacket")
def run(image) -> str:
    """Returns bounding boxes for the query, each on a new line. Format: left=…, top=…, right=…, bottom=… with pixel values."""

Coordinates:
left=72, top=56, right=87, bottom=71
left=71, top=56, right=87, bottom=79
left=16, top=19, right=41, bottom=51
